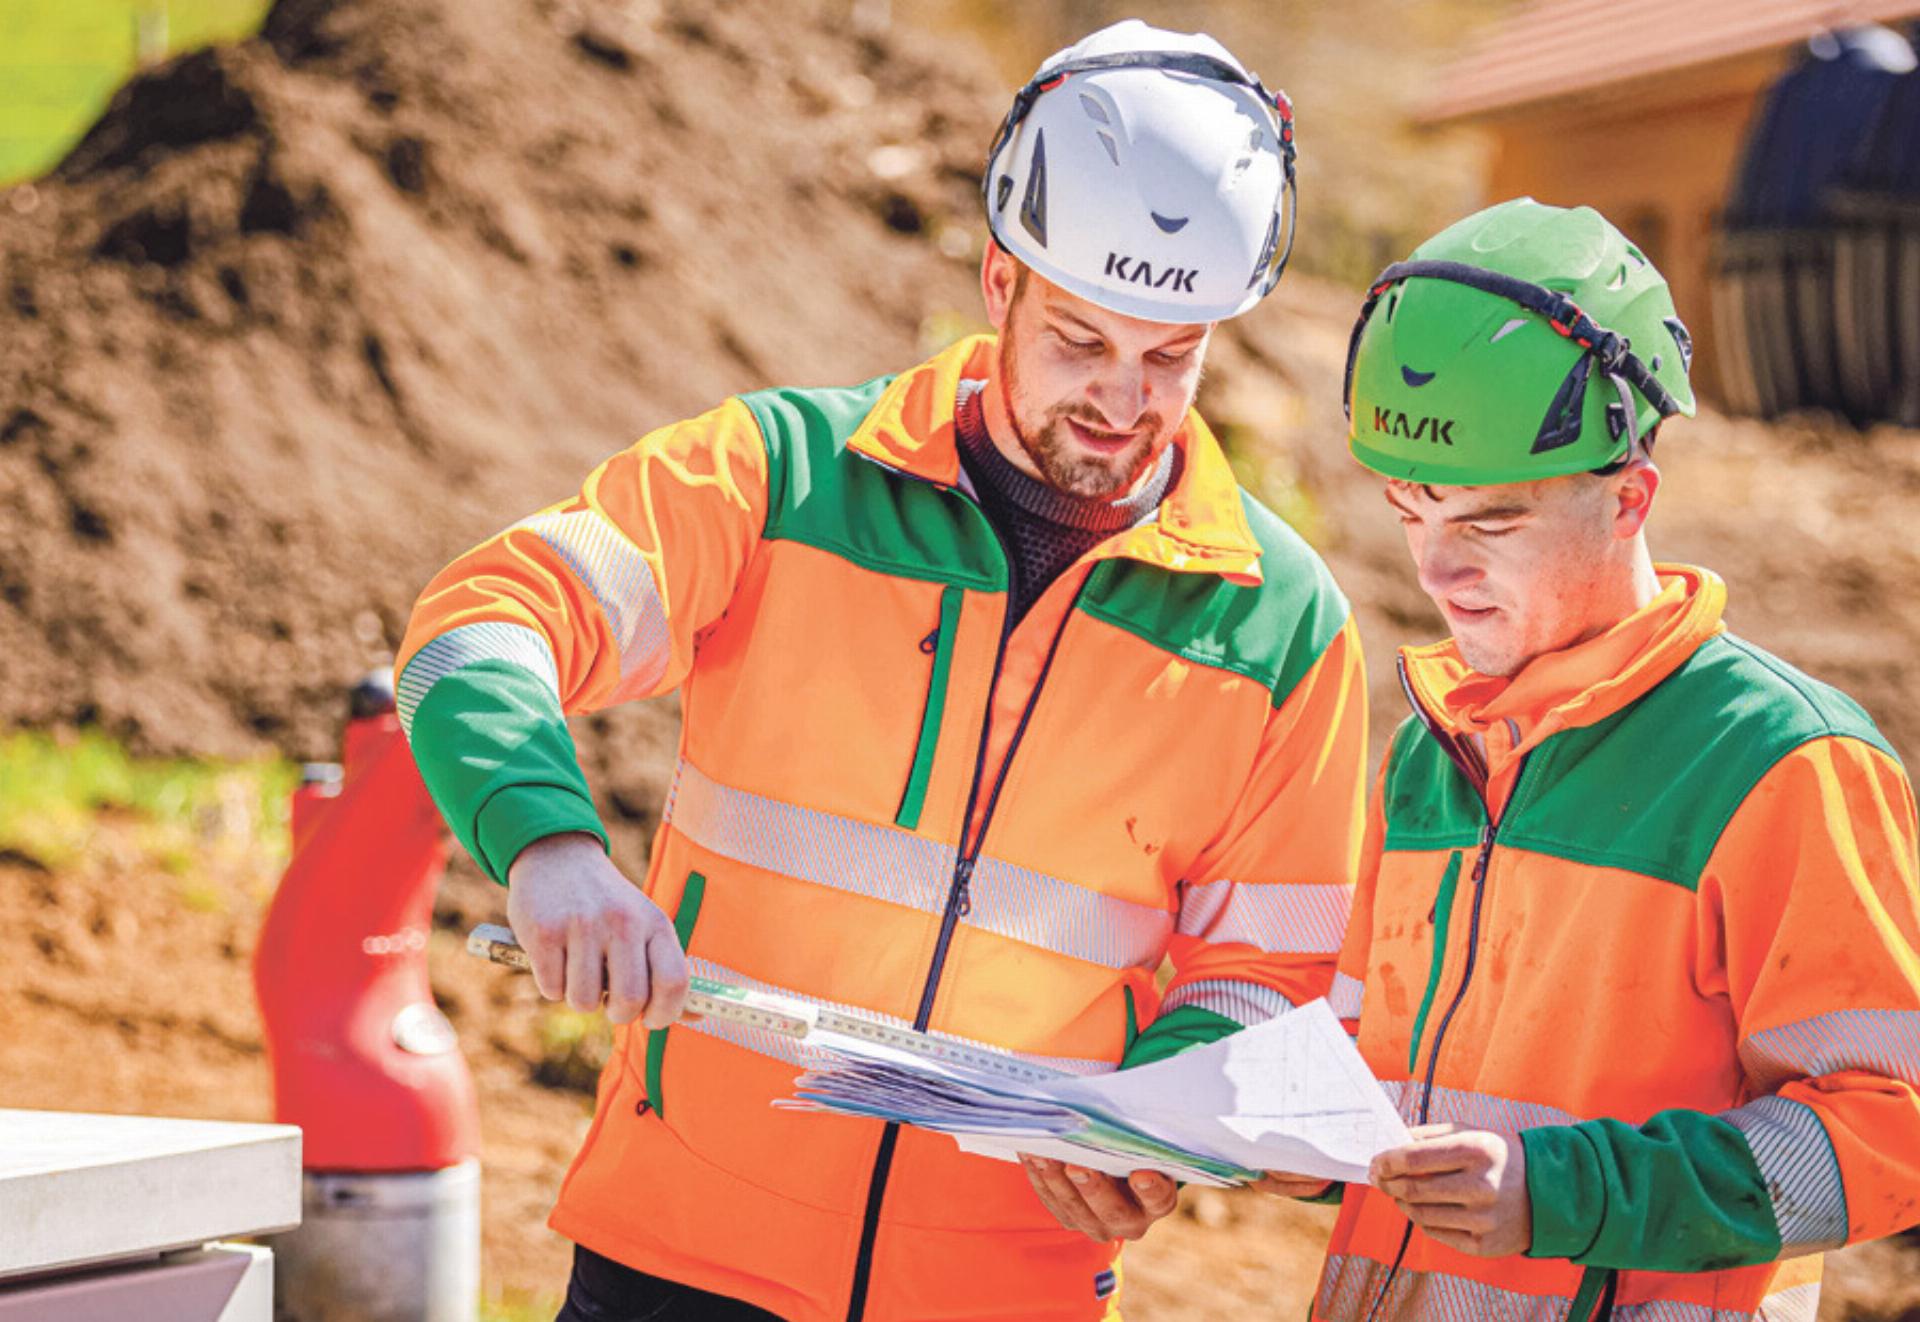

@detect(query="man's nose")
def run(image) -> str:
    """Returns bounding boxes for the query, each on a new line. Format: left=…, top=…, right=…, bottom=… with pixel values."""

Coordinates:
left=1088, top=362, right=1149, bottom=430
left=1417, top=532, right=1483, bottom=600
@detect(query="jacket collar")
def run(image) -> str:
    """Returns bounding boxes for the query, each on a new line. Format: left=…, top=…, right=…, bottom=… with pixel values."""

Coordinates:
left=1400, top=563, right=1728, bottom=761
left=847, top=334, right=1266, bottom=584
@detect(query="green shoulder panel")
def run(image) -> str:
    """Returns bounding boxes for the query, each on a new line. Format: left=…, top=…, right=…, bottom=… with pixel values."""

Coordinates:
left=1076, top=490, right=1351, bottom=708
left=1501, top=634, right=1898, bottom=889
left=1382, top=715, right=1486, bottom=851
left=740, top=380, right=1005, bottom=590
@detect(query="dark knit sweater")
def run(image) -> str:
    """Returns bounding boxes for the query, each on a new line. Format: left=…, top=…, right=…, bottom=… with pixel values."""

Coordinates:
left=954, top=381, right=1178, bottom=625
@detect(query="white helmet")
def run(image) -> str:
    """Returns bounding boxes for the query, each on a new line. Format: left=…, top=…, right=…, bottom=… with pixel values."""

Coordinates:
left=981, top=20, right=1298, bottom=325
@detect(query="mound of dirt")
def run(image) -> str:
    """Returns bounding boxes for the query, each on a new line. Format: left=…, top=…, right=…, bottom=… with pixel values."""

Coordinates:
left=0, top=0, right=1001, bottom=814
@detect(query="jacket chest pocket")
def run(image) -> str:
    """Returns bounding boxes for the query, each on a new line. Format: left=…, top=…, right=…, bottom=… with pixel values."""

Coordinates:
left=895, top=583, right=964, bottom=831
left=642, top=870, right=708, bottom=1120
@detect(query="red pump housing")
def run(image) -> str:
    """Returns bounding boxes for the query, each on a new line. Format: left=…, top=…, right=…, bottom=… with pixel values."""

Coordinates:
left=255, top=673, right=478, bottom=1171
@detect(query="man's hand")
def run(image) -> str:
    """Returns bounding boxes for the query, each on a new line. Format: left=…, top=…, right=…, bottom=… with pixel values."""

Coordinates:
left=1019, top=1156, right=1178, bottom=1242
left=505, top=832, right=690, bottom=1029
left=1368, top=1123, right=1531, bottom=1257
left=1252, top=1172, right=1335, bottom=1200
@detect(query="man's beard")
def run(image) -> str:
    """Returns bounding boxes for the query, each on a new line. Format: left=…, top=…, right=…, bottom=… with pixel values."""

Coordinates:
left=1000, top=336, right=1164, bottom=499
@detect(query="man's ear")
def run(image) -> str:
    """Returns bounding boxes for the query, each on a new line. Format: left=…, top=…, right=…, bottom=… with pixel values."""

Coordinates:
left=1612, top=454, right=1661, bottom=540
left=981, top=240, right=1019, bottom=332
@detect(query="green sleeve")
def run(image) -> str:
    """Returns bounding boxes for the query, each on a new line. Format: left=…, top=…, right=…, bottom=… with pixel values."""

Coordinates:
left=1522, top=1110, right=1782, bottom=1271
left=406, top=659, right=609, bottom=883
left=1120, top=1005, right=1239, bottom=1068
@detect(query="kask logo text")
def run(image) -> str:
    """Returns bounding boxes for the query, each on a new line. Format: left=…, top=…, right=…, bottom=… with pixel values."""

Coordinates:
left=1104, top=252, right=1199, bottom=293
left=1374, top=406, right=1456, bottom=446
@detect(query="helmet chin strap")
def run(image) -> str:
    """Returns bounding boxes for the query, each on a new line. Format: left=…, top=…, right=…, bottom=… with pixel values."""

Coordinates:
left=1607, top=373, right=1643, bottom=453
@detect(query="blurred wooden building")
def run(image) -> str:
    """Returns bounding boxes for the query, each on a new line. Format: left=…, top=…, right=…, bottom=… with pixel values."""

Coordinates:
left=1425, top=0, right=1920, bottom=424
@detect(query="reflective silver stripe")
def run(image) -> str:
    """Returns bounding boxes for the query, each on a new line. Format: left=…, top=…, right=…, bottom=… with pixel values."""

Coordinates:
left=681, top=956, right=1114, bottom=1077
left=1176, top=879, right=1351, bottom=954
left=1723, top=1094, right=1848, bottom=1253
left=1317, top=1255, right=1780, bottom=1322
left=1740, top=1009, right=1920, bottom=1092
left=1375, top=1080, right=1578, bottom=1133
left=395, top=621, right=560, bottom=737
left=1755, top=1282, right=1820, bottom=1322
left=1612, top=1303, right=1748, bottom=1322
left=1327, top=971, right=1365, bottom=1021
left=1316, top=1254, right=1571, bottom=1321
left=515, top=509, right=669, bottom=696
left=664, top=759, right=1173, bottom=971
left=1161, top=979, right=1294, bottom=1027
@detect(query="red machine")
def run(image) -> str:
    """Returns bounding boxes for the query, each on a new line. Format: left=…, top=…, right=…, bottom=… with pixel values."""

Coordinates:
left=255, top=671, right=478, bottom=1170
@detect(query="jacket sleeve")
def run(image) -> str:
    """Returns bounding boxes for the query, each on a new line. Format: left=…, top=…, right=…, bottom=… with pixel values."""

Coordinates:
left=1522, top=734, right=1920, bottom=1270
left=1267, top=745, right=1394, bottom=1203
left=1331, top=748, right=1392, bottom=1040
left=1124, top=614, right=1370, bottom=1066
left=393, top=398, right=771, bottom=882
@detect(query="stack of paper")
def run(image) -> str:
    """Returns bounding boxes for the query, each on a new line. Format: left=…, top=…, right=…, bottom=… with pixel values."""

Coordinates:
left=778, top=999, right=1408, bottom=1187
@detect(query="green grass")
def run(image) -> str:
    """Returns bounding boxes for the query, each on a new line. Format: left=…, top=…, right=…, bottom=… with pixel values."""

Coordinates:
left=0, top=728, right=297, bottom=874
left=480, top=1290, right=564, bottom=1322
left=0, top=0, right=271, bottom=186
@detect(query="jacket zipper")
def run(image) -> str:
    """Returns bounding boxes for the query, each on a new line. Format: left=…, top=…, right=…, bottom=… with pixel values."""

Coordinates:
left=845, top=496, right=1083, bottom=1322
left=1414, top=819, right=1503, bottom=1123
left=1363, top=658, right=1532, bottom=1322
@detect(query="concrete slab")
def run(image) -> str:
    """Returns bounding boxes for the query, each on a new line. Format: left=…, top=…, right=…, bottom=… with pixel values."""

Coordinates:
left=0, top=1110, right=300, bottom=1279
left=0, top=1244, right=273, bottom=1322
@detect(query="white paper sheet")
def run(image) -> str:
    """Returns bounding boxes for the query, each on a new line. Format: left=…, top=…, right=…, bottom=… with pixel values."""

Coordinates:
left=782, top=997, right=1409, bottom=1186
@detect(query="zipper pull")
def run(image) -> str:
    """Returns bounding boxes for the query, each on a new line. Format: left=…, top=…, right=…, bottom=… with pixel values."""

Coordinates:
left=1470, top=822, right=1496, bottom=883
left=919, top=626, right=940, bottom=655
left=955, top=855, right=976, bottom=916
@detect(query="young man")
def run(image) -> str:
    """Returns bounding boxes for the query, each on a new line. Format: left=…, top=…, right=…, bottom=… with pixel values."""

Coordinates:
left=396, top=22, right=1368, bottom=1322
left=1264, top=198, right=1920, bottom=1320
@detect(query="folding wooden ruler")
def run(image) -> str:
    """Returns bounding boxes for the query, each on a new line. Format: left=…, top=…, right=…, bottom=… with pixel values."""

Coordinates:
left=465, top=923, right=1064, bottom=1085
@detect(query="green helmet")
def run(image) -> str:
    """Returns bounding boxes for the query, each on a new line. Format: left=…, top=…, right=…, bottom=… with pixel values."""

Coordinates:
left=1344, top=198, right=1697, bottom=485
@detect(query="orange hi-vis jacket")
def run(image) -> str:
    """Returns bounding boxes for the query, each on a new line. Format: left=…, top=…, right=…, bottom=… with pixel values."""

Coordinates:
left=395, top=336, right=1370, bottom=1321
left=1322, top=565, right=1920, bottom=1321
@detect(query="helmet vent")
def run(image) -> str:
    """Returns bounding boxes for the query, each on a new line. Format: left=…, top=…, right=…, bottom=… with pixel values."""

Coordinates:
left=1019, top=128, right=1049, bottom=247
left=1491, top=317, right=1527, bottom=344
left=1384, top=290, right=1401, bottom=322
left=1627, top=246, right=1648, bottom=266
left=1078, top=94, right=1111, bottom=125
left=1096, top=130, right=1120, bottom=166
left=1230, top=128, right=1263, bottom=183
left=1530, top=355, right=1594, bottom=454
left=1607, top=264, right=1628, bottom=291
left=1664, top=316, right=1694, bottom=370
